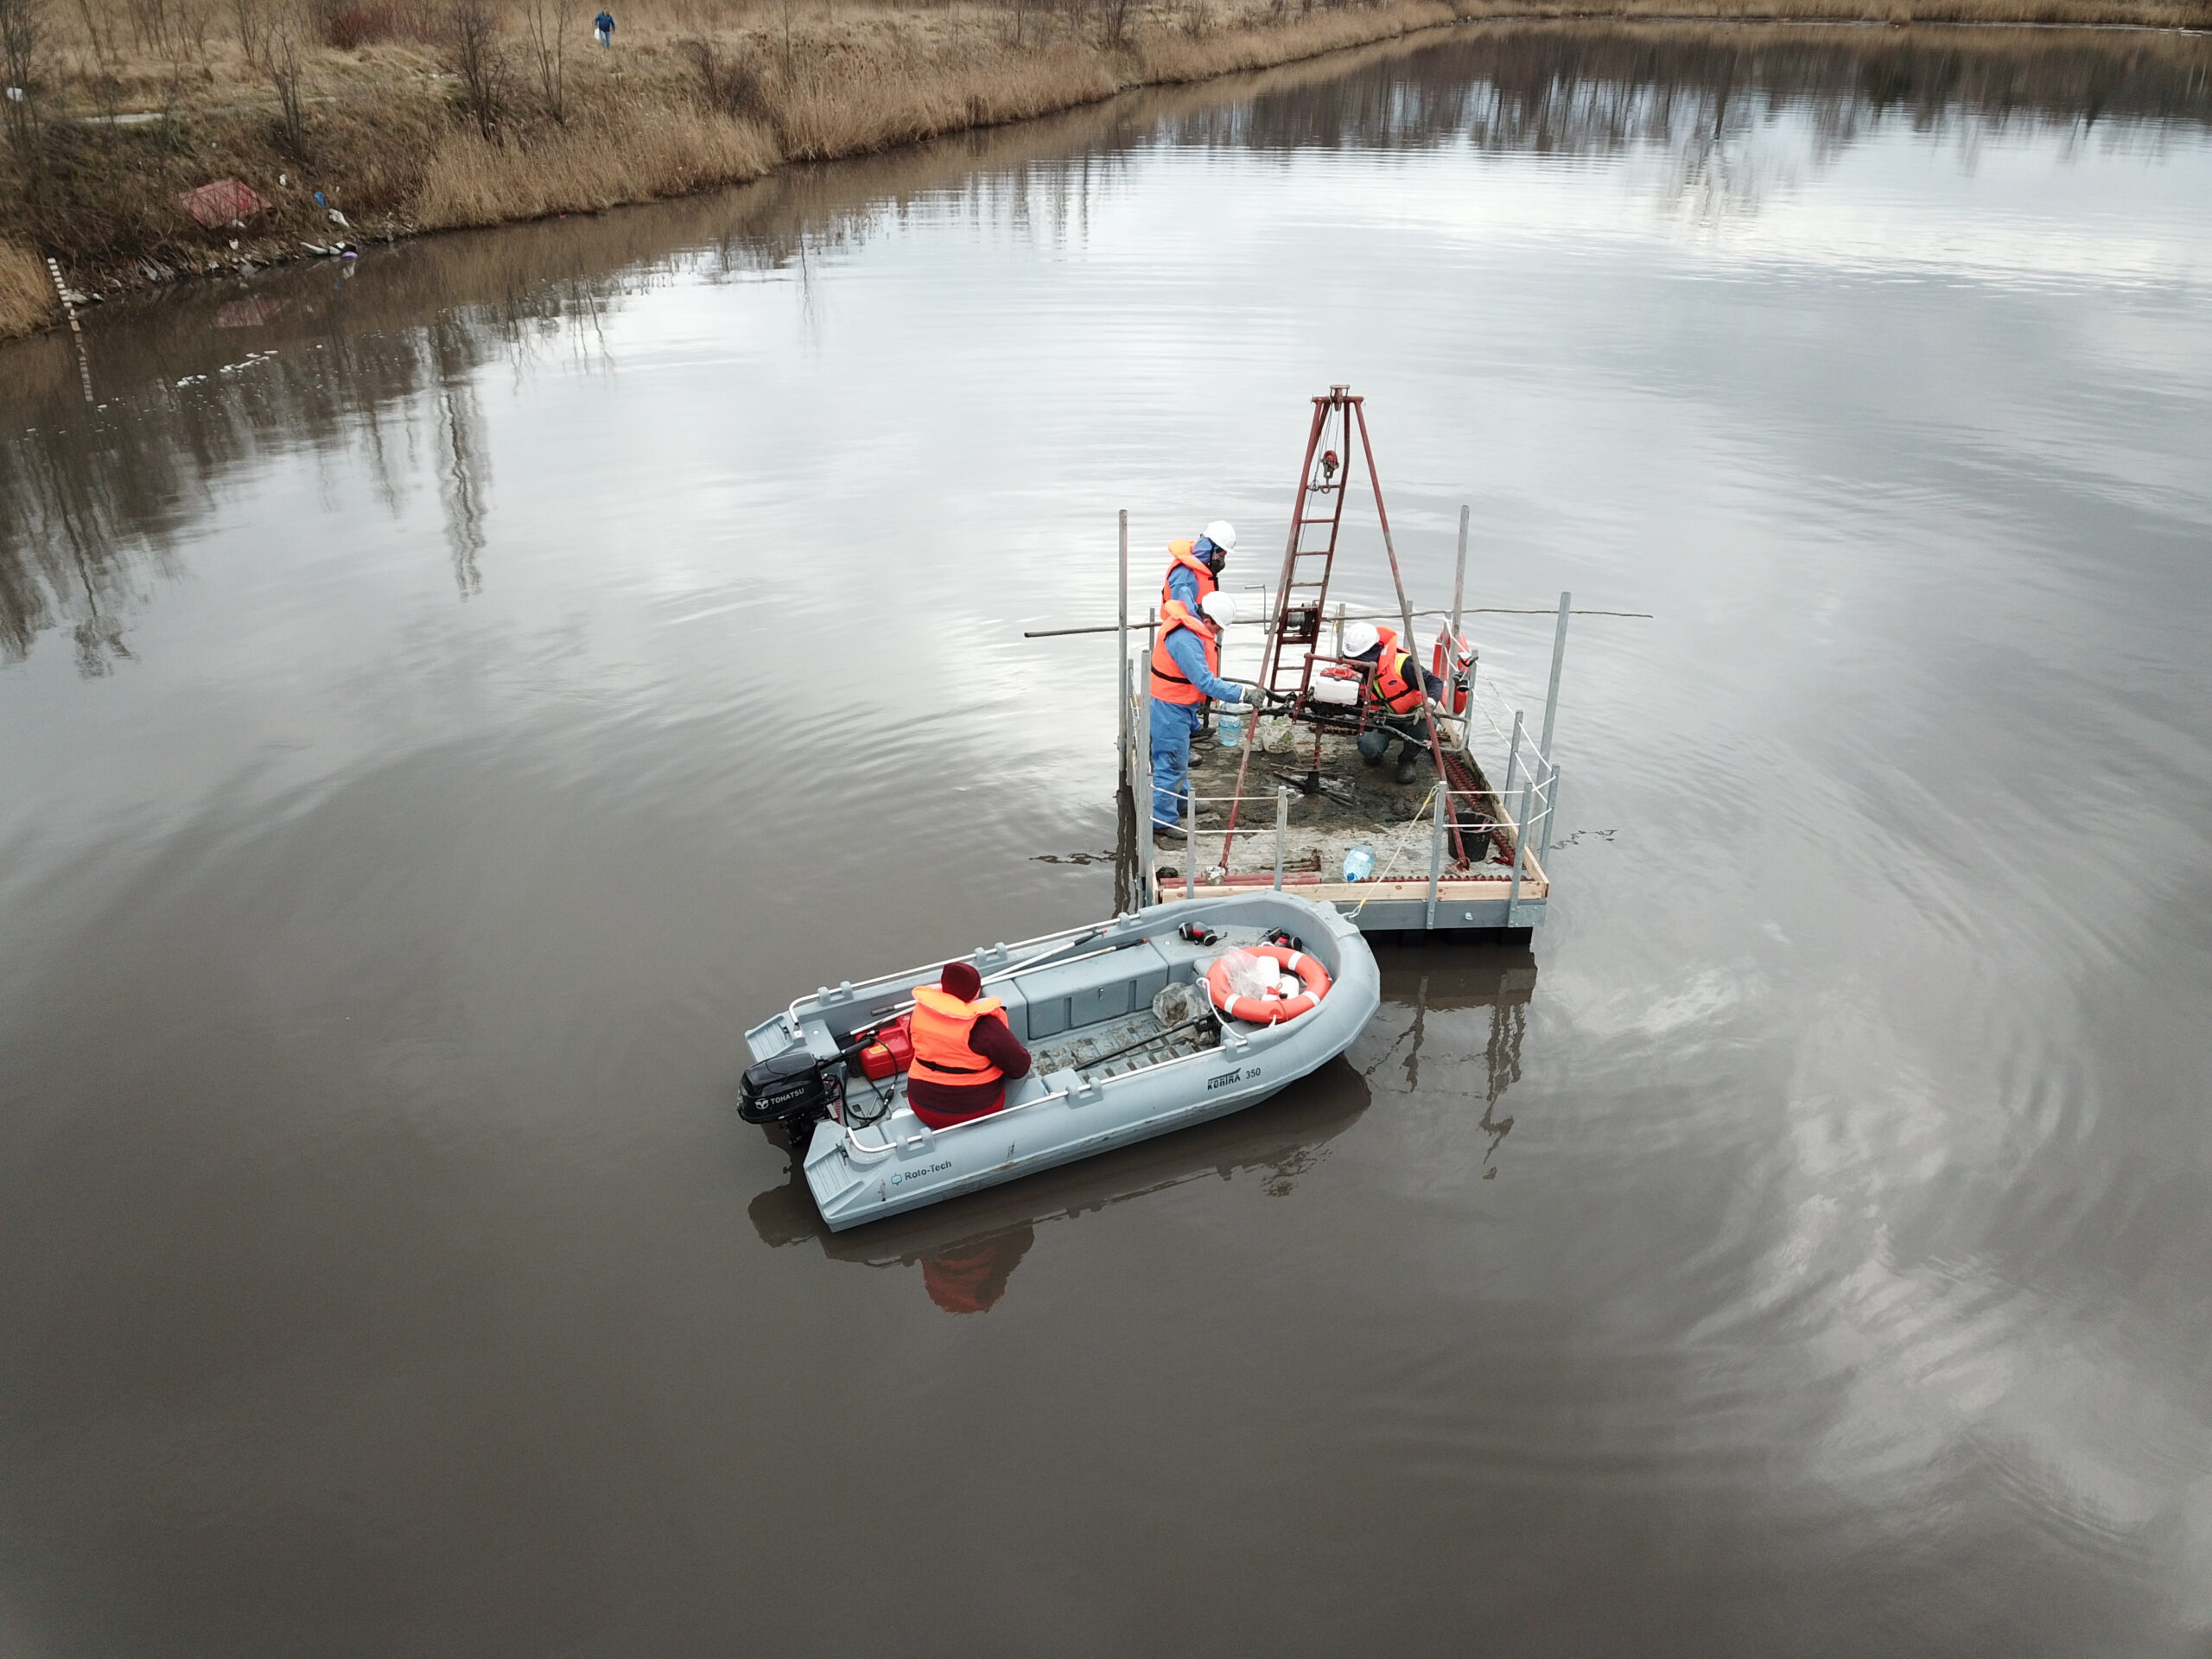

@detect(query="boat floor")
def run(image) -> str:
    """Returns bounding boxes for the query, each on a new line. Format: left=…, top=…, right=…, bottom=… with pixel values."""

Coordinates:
left=1029, top=1005, right=1222, bottom=1080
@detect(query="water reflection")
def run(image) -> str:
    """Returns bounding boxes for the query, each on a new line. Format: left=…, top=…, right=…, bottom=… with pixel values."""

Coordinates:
left=1363, top=942, right=1535, bottom=1177
left=750, top=1058, right=1373, bottom=1313
left=2, top=21, right=2204, bottom=673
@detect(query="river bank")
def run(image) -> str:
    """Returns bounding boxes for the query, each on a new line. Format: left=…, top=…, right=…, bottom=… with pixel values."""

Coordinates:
left=2, top=0, right=2207, bottom=340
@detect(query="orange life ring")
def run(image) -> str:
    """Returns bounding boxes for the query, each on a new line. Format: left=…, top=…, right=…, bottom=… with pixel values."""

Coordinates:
left=1205, top=944, right=1332, bottom=1025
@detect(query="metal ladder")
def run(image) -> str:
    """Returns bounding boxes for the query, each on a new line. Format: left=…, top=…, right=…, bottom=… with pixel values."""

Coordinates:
left=1220, top=385, right=1465, bottom=865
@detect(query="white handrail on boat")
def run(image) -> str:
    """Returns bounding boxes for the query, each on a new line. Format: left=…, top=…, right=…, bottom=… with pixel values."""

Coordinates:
left=836, top=1027, right=1255, bottom=1163
left=779, top=917, right=1144, bottom=1033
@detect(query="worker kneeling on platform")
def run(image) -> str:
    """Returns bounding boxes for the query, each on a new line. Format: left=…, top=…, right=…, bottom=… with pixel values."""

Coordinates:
left=1149, top=590, right=1256, bottom=837
left=1342, top=621, right=1446, bottom=785
left=1160, top=519, right=1236, bottom=615
left=906, top=961, right=1033, bottom=1129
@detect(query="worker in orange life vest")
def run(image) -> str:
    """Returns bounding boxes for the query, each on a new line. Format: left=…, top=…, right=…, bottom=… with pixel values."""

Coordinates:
left=1148, top=590, right=1256, bottom=837
left=906, top=960, right=1033, bottom=1129
left=1339, top=620, right=1446, bottom=785
left=1161, top=520, right=1236, bottom=616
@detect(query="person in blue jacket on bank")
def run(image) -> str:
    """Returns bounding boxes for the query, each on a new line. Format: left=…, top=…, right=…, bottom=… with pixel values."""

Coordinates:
left=594, top=10, right=615, bottom=47
left=1148, top=591, right=1257, bottom=838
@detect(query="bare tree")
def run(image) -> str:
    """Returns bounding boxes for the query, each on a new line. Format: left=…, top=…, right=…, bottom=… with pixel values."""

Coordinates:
left=521, top=0, right=569, bottom=122
left=232, top=0, right=265, bottom=62
left=66, top=0, right=121, bottom=119
left=0, top=0, right=43, bottom=177
left=266, top=1, right=308, bottom=154
left=446, top=0, right=508, bottom=142
left=124, top=0, right=209, bottom=112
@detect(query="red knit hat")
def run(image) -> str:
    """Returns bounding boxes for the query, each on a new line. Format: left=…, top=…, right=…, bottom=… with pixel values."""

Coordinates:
left=940, top=961, right=983, bottom=1001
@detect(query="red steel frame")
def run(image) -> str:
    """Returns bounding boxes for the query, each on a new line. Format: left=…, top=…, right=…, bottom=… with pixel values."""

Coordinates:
left=1218, top=386, right=1465, bottom=868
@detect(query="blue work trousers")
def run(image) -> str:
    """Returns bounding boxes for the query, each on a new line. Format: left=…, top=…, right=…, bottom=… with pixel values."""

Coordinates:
left=1149, top=696, right=1205, bottom=828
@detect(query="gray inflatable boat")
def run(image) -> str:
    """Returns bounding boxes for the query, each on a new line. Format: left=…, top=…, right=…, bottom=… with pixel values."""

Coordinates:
left=739, top=892, right=1380, bottom=1231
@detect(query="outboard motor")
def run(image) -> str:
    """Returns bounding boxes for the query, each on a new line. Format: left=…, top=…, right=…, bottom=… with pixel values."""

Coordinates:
left=738, top=1048, right=840, bottom=1153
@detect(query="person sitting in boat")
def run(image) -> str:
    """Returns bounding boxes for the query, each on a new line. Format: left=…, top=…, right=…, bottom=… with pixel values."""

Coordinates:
left=1149, top=590, right=1257, bottom=839
left=906, top=962, right=1033, bottom=1129
left=1160, top=519, right=1237, bottom=615
left=1338, top=620, right=1446, bottom=785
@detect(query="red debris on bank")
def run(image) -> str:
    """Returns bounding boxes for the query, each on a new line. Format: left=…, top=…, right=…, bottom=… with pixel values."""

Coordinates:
left=177, top=179, right=268, bottom=230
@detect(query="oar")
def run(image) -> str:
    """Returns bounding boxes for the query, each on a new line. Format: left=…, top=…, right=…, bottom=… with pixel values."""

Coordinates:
left=982, top=927, right=1160, bottom=986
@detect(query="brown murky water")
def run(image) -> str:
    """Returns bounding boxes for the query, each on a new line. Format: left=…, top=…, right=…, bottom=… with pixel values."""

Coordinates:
left=4, top=22, right=2212, bottom=1656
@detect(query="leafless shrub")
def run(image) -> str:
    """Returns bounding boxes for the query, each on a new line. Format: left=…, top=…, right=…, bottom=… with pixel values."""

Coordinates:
left=232, top=0, right=264, bottom=58
left=1097, top=0, right=1136, bottom=47
left=445, top=0, right=508, bottom=141
left=321, top=4, right=406, bottom=48
left=268, top=3, right=309, bottom=153
left=125, top=0, right=213, bottom=62
left=1, top=0, right=44, bottom=175
left=72, top=0, right=122, bottom=70
left=681, top=35, right=766, bottom=120
left=520, top=0, right=569, bottom=121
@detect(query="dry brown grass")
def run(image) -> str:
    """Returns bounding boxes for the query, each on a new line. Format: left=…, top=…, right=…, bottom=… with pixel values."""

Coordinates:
left=2, top=0, right=2207, bottom=338
left=1138, top=0, right=1458, bottom=79
left=1455, top=0, right=2202, bottom=20
left=416, top=102, right=778, bottom=228
left=0, top=240, right=54, bottom=339
left=769, top=41, right=1121, bottom=158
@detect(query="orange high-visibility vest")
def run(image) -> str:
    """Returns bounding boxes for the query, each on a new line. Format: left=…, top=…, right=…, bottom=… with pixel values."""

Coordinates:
left=907, top=984, right=1008, bottom=1089
left=1159, top=539, right=1218, bottom=615
left=1369, top=627, right=1425, bottom=715
left=1148, top=600, right=1219, bottom=707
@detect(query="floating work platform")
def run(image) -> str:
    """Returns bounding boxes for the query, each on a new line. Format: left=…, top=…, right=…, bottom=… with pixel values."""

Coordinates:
left=1110, top=385, right=1567, bottom=941
left=1120, top=652, right=1560, bottom=938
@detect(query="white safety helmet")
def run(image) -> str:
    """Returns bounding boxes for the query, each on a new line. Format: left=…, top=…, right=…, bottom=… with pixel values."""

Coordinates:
left=1202, top=519, right=1237, bottom=555
left=1340, top=621, right=1382, bottom=658
left=1200, top=591, right=1237, bottom=628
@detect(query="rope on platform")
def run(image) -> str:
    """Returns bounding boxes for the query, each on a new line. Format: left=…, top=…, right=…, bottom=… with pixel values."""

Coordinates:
left=1345, top=784, right=1447, bottom=920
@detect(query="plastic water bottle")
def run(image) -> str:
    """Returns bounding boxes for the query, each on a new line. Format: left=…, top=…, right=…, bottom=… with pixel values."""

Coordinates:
left=1342, top=842, right=1376, bottom=882
left=1217, top=710, right=1243, bottom=748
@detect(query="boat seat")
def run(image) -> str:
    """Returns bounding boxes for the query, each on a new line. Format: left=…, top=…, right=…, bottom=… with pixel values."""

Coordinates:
left=1007, top=941, right=1172, bottom=1043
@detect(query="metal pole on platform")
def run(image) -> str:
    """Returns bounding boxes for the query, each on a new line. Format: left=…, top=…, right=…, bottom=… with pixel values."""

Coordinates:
left=1332, top=600, right=1345, bottom=658
left=1117, top=510, right=1129, bottom=780
left=1274, top=786, right=1288, bottom=891
left=1450, top=505, right=1469, bottom=642
left=1507, top=803, right=1527, bottom=918
left=1538, top=762, right=1560, bottom=859
left=1426, top=785, right=1446, bottom=928
left=1502, top=709, right=1524, bottom=818
left=1185, top=784, right=1198, bottom=902
left=1137, top=666, right=1154, bottom=905
left=1503, top=710, right=1526, bottom=918
left=1540, top=589, right=1570, bottom=765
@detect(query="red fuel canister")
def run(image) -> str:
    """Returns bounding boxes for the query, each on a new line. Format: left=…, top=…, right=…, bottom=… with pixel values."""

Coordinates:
left=1432, top=632, right=1475, bottom=715
left=856, top=1014, right=914, bottom=1081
